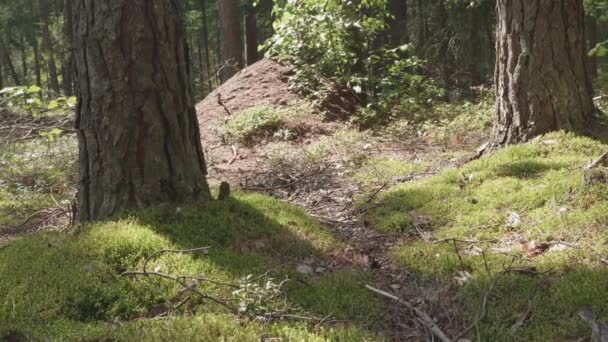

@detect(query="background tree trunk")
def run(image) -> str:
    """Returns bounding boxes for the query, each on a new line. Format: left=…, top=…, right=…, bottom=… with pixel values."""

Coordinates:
left=30, top=0, right=42, bottom=88
left=219, top=0, right=244, bottom=82
left=73, top=0, right=211, bottom=221
left=245, top=8, right=258, bottom=66
left=0, top=38, right=22, bottom=86
left=39, top=0, right=60, bottom=94
left=387, top=0, right=408, bottom=46
left=491, top=0, right=595, bottom=146
left=200, top=0, right=214, bottom=91
left=62, top=0, right=74, bottom=96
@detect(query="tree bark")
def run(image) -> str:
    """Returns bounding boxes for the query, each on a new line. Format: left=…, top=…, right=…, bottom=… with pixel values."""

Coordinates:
left=490, top=0, right=596, bottom=146
left=219, top=0, right=244, bottom=82
left=38, top=0, right=60, bottom=94
left=73, top=0, right=211, bottom=221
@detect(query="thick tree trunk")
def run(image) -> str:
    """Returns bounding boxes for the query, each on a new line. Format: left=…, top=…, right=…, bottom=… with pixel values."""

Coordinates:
left=219, top=0, right=244, bottom=82
left=490, top=0, right=595, bottom=146
left=73, top=0, right=211, bottom=221
left=39, top=0, right=60, bottom=94
left=245, top=10, right=259, bottom=66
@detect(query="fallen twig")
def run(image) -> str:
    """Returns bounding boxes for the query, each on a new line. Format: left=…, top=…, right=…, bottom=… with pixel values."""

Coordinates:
left=228, top=145, right=239, bottom=165
left=433, top=238, right=498, bottom=245
left=243, top=169, right=325, bottom=191
left=121, top=270, right=237, bottom=312
left=365, top=285, right=453, bottom=342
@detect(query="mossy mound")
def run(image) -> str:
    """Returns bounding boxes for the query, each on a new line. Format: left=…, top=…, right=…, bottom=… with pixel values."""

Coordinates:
left=0, top=193, right=382, bottom=341
left=363, top=131, right=608, bottom=340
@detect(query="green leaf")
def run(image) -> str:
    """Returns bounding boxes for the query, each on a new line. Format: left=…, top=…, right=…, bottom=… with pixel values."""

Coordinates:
left=27, top=85, right=42, bottom=94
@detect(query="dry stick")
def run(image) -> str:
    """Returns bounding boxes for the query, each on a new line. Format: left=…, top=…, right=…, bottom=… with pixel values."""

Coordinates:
left=432, top=238, right=498, bottom=245
left=365, top=285, right=453, bottom=342
left=228, top=145, right=239, bottom=165
left=216, top=93, right=232, bottom=116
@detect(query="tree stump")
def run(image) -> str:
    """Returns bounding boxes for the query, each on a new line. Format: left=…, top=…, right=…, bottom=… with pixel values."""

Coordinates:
left=583, top=152, right=608, bottom=186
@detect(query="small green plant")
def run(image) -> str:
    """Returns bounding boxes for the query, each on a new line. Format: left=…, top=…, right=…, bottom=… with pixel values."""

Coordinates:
left=0, top=86, right=76, bottom=114
left=233, top=275, right=287, bottom=316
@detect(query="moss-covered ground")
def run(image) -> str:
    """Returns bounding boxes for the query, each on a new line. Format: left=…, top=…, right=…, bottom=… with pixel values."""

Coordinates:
left=0, top=137, right=383, bottom=341
left=363, top=131, right=608, bottom=340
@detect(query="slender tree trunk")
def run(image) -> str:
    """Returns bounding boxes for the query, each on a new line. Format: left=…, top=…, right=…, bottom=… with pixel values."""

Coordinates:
left=0, top=61, right=4, bottom=89
left=39, top=0, right=60, bottom=94
left=0, top=38, right=22, bottom=85
left=30, top=1, right=42, bottom=88
left=62, top=0, right=74, bottom=96
left=388, top=0, right=408, bottom=46
left=468, top=6, right=483, bottom=87
left=416, top=0, right=426, bottom=56
left=219, top=0, right=244, bottom=82
left=201, top=0, right=214, bottom=90
left=491, top=0, right=595, bottom=146
left=73, top=0, right=211, bottom=221
left=20, top=36, right=28, bottom=83
left=245, top=8, right=259, bottom=65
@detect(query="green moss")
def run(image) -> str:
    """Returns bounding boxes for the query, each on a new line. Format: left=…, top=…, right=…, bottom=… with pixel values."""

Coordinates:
left=364, top=131, right=608, bottom=340
left=0, top=193, right=381, bottom=340
left=287, top=270, right=383, bottom=321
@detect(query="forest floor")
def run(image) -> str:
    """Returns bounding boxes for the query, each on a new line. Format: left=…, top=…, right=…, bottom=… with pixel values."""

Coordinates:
left=195, top=58, right=492, bottom=339
left=1, top=59, right=608, bottom=341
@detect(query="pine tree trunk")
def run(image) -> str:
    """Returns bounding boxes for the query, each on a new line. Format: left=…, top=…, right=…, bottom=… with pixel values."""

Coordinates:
left=219, top=0, right=244, bottom=82
left=38, top=0, right=60, bottom=94
left=72, top=0, right=211, bottom=221
left=491, top=0, right=595, bottom=146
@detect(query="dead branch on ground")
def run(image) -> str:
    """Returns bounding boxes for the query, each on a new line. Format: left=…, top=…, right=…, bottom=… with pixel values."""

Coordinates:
left=366, top=285, right=453, bottom=342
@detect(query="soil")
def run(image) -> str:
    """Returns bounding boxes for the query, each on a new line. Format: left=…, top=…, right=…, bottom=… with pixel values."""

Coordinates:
left=196, top=58, right=475, bottom=340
